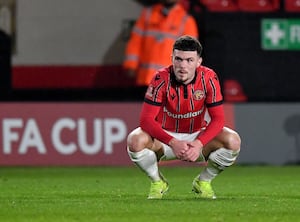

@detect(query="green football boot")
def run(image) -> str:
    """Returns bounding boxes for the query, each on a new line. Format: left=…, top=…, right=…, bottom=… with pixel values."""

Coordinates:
left=148, top=178, right=169, bottom=199
left=192, top=177, right=216, bottom=199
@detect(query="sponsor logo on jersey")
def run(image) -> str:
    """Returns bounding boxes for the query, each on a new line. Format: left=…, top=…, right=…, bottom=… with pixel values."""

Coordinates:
left=163, top=106, right=204, bottom=119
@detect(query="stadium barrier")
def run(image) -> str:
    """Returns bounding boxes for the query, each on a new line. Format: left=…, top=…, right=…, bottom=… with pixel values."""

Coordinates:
left=0, top=102, right=299, bottom=166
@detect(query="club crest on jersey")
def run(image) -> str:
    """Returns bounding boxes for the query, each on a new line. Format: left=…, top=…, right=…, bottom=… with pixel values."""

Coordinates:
left=193, top=90, right=205, bottom=100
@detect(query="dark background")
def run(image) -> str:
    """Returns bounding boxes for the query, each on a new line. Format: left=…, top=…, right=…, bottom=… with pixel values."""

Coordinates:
left=202, top=12, right=300, bottom=102
left=1, top=9, right=299, bottom=102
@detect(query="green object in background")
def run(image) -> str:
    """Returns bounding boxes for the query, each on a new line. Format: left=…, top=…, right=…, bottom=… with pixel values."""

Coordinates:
left=262, top=19, right=300, bottom=50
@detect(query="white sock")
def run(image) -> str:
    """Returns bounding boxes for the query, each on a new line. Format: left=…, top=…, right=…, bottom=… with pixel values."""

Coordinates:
left=199, top=159, right=220, bottom=181
left=199, top=148, right=240, bottom=182
left=127, top=147, right=161, bottom=181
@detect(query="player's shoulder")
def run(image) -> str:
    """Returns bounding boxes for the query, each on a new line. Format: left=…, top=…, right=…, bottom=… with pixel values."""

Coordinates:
left=197, top=65, right=221, bottom=85
left=145, top=66, right=170, bottom=99
left=151, top=66, right=171, bottom=84
left=197, top=65, right=215, bottom=73
left=197, top=65, right=217, bottom=77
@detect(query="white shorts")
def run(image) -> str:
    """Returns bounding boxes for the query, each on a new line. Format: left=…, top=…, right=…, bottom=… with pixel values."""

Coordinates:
left=160, top=130, right=205, bottom=162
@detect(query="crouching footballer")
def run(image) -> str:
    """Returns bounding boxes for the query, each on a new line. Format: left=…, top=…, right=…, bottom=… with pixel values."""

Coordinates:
left=126, top=35, right=241, bottom=199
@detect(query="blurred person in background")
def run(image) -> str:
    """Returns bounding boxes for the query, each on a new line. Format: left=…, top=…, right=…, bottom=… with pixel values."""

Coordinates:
left=123, top=0, right=199, bottom=87
left=126, top=35, right=241, bottom=199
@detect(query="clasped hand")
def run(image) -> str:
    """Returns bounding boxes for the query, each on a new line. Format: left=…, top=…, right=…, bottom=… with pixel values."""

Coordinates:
left=169, top=138, right=203, bottom=162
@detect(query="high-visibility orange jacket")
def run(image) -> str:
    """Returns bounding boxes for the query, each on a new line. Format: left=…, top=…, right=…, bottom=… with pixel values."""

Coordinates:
left=123, top=3, right=199, bottom=86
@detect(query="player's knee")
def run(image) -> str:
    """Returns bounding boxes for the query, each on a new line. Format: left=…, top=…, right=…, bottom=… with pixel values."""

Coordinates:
left=127, top=129, right=150, bottom=152
left=225, top=131, right=241, bottom=151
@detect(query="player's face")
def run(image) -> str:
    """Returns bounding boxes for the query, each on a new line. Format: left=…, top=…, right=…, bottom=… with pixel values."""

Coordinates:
left=172, top=49, right=202, bottom=85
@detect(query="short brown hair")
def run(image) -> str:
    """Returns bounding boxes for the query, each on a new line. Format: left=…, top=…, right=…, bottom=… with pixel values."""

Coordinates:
left=173, top=35, right=203, bottom=57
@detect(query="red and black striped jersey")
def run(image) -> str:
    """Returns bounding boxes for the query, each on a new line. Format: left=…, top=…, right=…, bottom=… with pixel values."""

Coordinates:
left=143, top=65, right=223, bottom=133
left=141, top=66, right=224, bottom=146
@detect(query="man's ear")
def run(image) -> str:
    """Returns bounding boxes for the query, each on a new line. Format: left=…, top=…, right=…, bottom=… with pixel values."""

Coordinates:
left=197, top=57, right=202, bottom=67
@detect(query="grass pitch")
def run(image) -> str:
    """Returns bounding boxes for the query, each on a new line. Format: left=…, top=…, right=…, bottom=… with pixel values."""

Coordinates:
left=0, top=165, right=299, bottom=222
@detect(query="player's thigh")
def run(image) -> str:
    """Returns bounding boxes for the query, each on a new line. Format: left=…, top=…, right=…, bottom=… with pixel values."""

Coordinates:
left=127, top=127, right=163, bottom=152
left=202, top=127, right=238, bottom=156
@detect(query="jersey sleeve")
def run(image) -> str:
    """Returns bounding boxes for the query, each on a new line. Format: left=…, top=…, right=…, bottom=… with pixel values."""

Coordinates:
left=140, top=71, right=173, bottom=144
left=144, top=70, right=167, bottom=104
left=205, top=70, right=223, bottom=107
left=197, top=68, right=224, bottom=145
left=140, top=102, right=173, bottom=145
left=197, top=104, right=225, bottom=146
